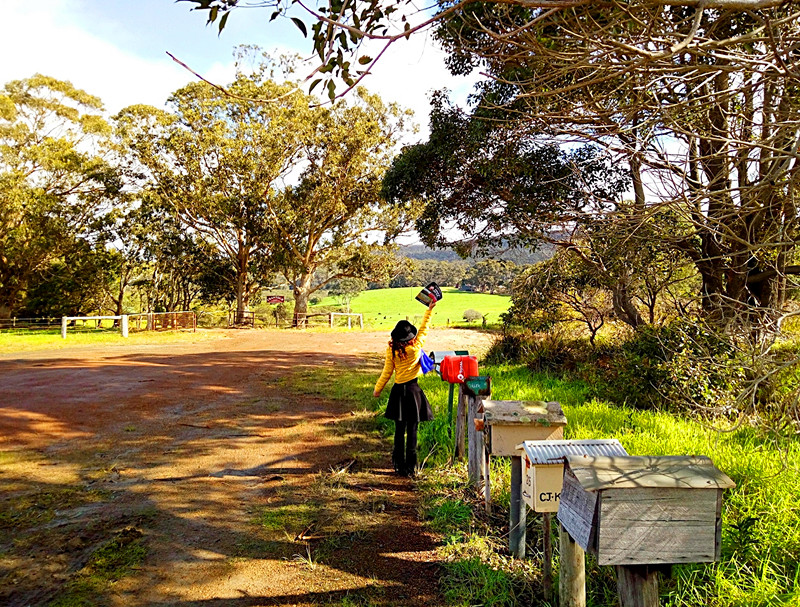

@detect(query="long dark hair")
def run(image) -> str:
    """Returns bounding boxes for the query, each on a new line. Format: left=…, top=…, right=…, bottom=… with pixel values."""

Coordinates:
left=390, top=337, right=416, bottom=360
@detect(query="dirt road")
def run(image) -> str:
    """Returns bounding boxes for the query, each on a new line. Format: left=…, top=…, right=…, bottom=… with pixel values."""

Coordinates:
left=0, top=327, right=494, bottom=606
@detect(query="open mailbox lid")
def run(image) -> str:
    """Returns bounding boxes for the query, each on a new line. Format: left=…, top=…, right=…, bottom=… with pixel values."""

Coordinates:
left=563, top=455, right=736, bottom=491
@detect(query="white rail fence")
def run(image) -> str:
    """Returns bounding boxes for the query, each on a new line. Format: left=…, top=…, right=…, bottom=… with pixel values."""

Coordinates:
left=61, top=311, right=196, bottom=338
left=61, top=315, right=128, bottom=338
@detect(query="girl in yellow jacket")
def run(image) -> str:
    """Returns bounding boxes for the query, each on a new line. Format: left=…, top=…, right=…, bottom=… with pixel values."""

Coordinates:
left=373, top=299, right=436, bottom=476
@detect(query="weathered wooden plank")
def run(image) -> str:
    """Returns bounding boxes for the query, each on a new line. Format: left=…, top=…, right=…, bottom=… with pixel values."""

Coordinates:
left=565, top=455, right=735, bottom=491
left=484, top=444, right=491, bottom=513
left=454, top=384, right=466, bottom=460
left=467, top=390, right=486, bottom=490
left=596, top=488, right=718, bottom=565
left=616, top=565, right=659, bottom=607
left=543, top=513, right=553, bottom=601
left=559, top=522, right=586, bottom=607
left=483, top=400, right=567, bottom=425
left=557, top=467, right=597, bottom=552
left=510, top=455, right=526, bottom=558
left=715, top=490, right=723, bottom=561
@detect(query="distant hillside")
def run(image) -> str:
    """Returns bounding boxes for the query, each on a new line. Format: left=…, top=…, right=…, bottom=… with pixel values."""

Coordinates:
left=399, top=243, right=552, bottom=265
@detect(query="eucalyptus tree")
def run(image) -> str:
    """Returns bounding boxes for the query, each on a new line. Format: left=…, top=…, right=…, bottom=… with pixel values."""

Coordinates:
left=267, top=88, right=415, bottom=322
left=0, top=75, right=122, bottom=317
left=432, top=3, right=800, bottom=333
left=117, top=75, right=318, bottom=322
left=184, top=0, right=800, bottom=335
left=382, top=94, right=646, bottom=323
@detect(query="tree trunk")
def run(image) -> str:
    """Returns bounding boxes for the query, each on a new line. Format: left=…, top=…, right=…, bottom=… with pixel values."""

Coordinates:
left=234, top=250, right=251, bottom=325
left=293, top=273, right=314, bottom=327
left=611, top=278, right=643, bottom=329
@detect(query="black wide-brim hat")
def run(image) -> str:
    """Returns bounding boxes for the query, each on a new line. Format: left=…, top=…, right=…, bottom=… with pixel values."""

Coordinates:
left=391, top=320, right=417, bottom=342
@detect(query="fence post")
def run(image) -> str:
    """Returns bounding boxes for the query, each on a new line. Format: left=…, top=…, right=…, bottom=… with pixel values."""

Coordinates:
left=121, top=315, right=129, bottom=338
left=61, top=317, right=67, bottom=339
left=330, top=313, right=334, bottom=328
left=359, top=313, right=363, bottom=329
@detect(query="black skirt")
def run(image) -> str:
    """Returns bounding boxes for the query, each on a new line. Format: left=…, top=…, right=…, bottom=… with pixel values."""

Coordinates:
left=384, top=378, right=434, bottom=422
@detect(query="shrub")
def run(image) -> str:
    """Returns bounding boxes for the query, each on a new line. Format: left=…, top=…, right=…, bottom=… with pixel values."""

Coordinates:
left=598, top=320, right=748, bottom=413
left=463, top=309, right=484, bottom=324
left=484, top=332, right=532, bottom=364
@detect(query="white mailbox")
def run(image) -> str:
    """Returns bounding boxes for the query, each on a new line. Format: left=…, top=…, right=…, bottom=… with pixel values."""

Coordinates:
left=520, top=439, right=628, bottom=512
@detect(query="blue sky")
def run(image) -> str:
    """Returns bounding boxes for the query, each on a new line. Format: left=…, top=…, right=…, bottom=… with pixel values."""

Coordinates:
left=0, top=0, right=474, bottom=136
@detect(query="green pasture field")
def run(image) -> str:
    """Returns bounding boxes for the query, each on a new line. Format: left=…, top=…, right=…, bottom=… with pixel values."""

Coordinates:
left=314, top=286, right=512, bottom=330
left=288, top=358, right=800, bottom=607
left=0, top=328, right=225, bottom=355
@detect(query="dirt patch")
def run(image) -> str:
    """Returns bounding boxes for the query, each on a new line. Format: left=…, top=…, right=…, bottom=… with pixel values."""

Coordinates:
left=0, top=327, right=494, bottom=606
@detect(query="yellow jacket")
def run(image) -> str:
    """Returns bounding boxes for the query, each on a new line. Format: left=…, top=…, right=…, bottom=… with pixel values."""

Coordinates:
left=374, top=307, right=434, bottom=394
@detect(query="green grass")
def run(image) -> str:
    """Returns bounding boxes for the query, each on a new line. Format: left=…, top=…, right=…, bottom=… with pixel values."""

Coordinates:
left=314, top=286, right=511, bottom=330
left=0, top=328, right=225, bottom=354
left=0, top=487, right=110, bottom=531
left=49, top=528, right=147, bottom=607
left=254, top=503, right=319, bottom=534
left=289, top=355, right=800, bottom=607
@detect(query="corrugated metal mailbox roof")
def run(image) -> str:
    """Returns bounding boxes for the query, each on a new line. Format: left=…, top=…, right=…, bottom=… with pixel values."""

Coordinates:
left=521, top=439, right=628, bottom=465
left=565, top=455, right=736, bottom=491
left=483, top=400, right=567, bottom=426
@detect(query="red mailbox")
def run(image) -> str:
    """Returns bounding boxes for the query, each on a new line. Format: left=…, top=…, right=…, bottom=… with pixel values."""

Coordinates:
left=440, top=355, right=478, bottom=384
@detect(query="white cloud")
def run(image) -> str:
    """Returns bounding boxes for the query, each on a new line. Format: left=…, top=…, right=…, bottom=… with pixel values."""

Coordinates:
left=0, top=1, right=231, bottom=114
left=0, top=0, right=474, bottom=137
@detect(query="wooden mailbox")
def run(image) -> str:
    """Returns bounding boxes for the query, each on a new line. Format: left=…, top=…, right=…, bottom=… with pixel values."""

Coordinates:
left=481, top=400, right=567, bottom=559
left=557, top=455, right=735, bottom=566
left=482, top=400, right=567, bottom=456
left=521, top=439, right=628, bottom=513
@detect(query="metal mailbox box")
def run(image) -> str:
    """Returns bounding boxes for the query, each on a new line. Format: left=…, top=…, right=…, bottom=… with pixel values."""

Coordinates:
left=557, top=455, right=735, bottom=566
left=482, top=400, right=567, bottom=457
left=521, top=439, right=628, bottom=513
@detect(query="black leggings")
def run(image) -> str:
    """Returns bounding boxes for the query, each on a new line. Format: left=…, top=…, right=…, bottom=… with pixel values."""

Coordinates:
left=393, top=419, right=419, bottom=473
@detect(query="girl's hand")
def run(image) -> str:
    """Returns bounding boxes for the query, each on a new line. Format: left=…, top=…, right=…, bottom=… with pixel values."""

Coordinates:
left=373, top=389, right=381, bottom=398
left=428, top=298, right=437, bottom=310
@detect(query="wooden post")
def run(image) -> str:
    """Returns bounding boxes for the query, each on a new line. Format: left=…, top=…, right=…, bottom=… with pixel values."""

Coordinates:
left=467, top=392, right=485, bottom=490
left=543, top=513, right=553, bottom=601
left=121, top=315, right=128, bottom=338
left=559, top=523, right=586, bottom=607
left=509, top=454, right=526, bottom=558
left=484, top=444, right=491, bottom=513
left=454, top=384, right=466, bottom=459
left=359, top=313, right=363, bottom=329
left=446, top=383, right=456, bottom=440
left=616, top=566, right=659, bottom=607
left=61, top=316, right=67, bottom=339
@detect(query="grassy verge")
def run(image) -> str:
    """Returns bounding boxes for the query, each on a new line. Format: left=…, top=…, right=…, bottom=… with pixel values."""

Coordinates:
left=292, top=359, right=800, bottom=607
